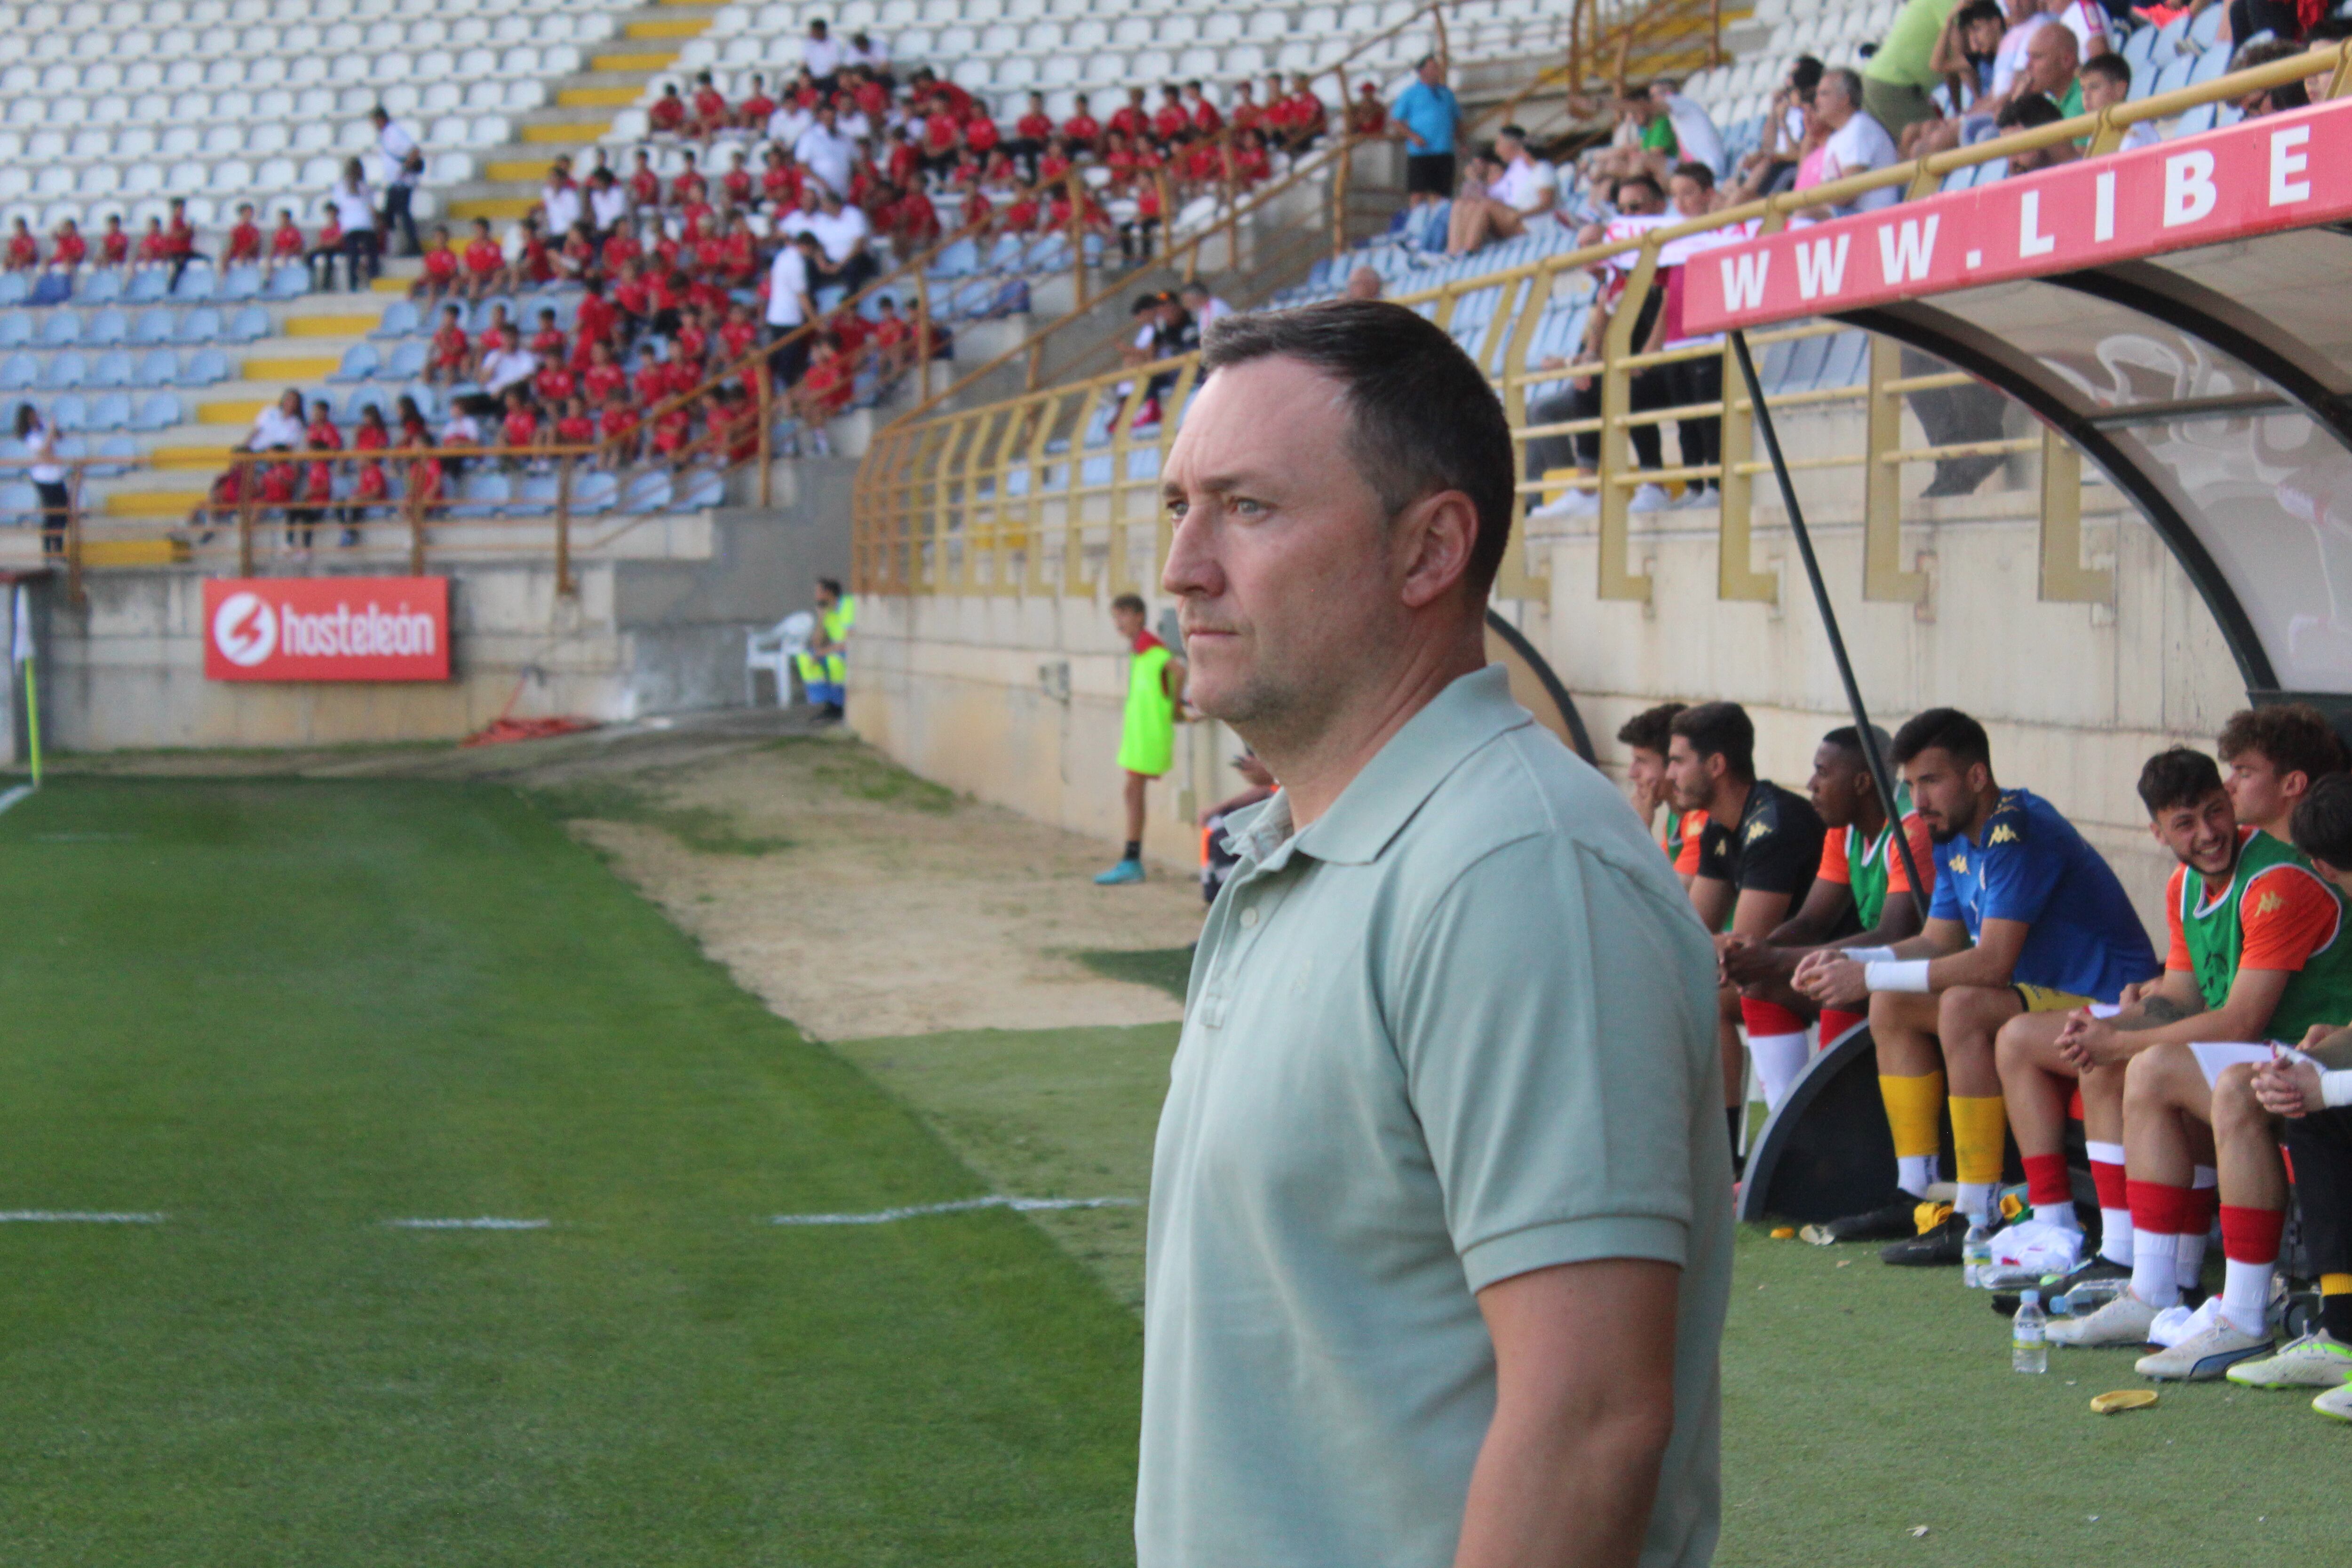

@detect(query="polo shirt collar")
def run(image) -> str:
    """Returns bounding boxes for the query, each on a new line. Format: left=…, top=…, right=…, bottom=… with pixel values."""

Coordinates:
left=1289, top=665, right=1530, bottom=868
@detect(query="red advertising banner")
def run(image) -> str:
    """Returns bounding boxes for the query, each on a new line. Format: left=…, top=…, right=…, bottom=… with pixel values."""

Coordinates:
left=202, top=577, right=451, bottom=682
left=1683, top=98, right=2352, bottom=334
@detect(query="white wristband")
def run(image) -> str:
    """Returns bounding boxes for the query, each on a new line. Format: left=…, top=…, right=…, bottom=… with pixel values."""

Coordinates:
left=2322, top=1069, right=2352, bottom=1110
left=1865, top=958, right=1933, bottom=994
left=1844, top=946, right=1896, bottom=965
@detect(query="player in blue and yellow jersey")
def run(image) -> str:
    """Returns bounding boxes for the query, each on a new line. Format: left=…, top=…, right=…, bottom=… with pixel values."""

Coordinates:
left=1798, top=708, right=2160, bottom=1262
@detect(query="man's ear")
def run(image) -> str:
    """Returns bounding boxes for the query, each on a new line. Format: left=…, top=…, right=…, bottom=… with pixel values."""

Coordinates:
left=1395, top=488, right=1478, bottom=611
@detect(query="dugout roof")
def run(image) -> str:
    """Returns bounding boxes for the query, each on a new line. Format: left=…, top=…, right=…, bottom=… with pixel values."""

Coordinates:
left=1683, top=99, right=2352, bottom=705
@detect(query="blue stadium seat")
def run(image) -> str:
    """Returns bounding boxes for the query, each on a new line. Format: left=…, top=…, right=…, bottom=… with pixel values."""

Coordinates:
left=39, top=312, right=81, bottom=348
left=171, top=268, right=217, bottom=302
left=91, top=349, right=135, bottom=387
left=328, top=342, right=379, bottom=382
left=984, top=232, right=1026, bottom=271
left=91, top=434, right=138, bottom=476
left=0, top=352, right=35, bottom=390
left=79, top=270, right=122, bottom=306
left=678, top=469, right=723, bottom=509
left=132, top=308, right=176, bottom=346
left=340, top=388, right=389, bottom=422
left=0, top=480, right=36, bottom=518
left=0, top=314, right=28, bottom=350
left=124, top=270, right=170, bottom=303
left=87, top=391, right=130, bottom=431
left=186, top=347, right=230, bottom=384
left=2190, top=3, right=2227, bottom=48
left=370, top=299, right=420, bottom=340
left=226, top=304, right=269, bottom=342
left=87, top=308, right=128, bottom=347
left=266, top=268, right=308, bottom=299
left=386, top=341, right=428, bottom=380
left=136, top=347, right=180, bottom=384
left=401, top=383, right=441, bottom=419
left=220, top=265, right=264, bottom=302
left=573, top=470, right=617, bottom=512
left=448, top=470, right=511, bottom=518
left=0, top=274, right=28, bottom=307
left=623, top=469, right=673, bottom=512
left=2190, top=44, right=2233, bottom=86
left=513, top=473, right=561, bottom=513
left=48, top=392, right=87, bottom=430
left=175, top=308, right=223, bottom=345
left=927, top=236, right=980, bottom=278
left=132, top=390, right=181, bottom=430
left=41, top=352, right=86, bottom=390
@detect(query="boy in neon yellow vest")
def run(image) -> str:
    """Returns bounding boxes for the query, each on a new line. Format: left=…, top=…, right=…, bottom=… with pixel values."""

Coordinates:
left=795, top=577, right=856, bottom=721
left=1096, top=591, right=1186, bottom=885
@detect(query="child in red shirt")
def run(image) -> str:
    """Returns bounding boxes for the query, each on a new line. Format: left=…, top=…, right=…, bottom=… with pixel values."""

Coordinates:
left=500, top=389, right=539, bottom=464
left=413, top=223, right=461, bottom=300
left=99, top=215, right=129, bottom=268
left=633, top=354, right=671, bottom=410
left=1063, top=107, right=1101, bottom=150
left=739, top=73, right=777, bottom=129
left=48, top=220, right=86, bottom=272
left=673, top=307, right=709, bottom=374
left=306, top=399, right=343, bottom=453
left=648, top=84, right=687, bottom=135
left=223, top=203, right=263, bottom=265
left=670, top=151, right=707, bottom=209
left=135, top=218, right=169, bottom=266
left=532, top=354, right=575, bottom=407
left=529, top=307, right=566, bottom=361
left=427, top=305, right=469, bottom=386
left=461, top=217, right=504, bottom=301
left=582, top=338, right=626, bottom=406
left=721, top=150, right=755, bottom=208
left=576, top=279, right=617, bottom=348
left=599, top=394, right=641, bottom=463
left=628, top=151, right=661, bottom=209
left=716, top=302, right=759, bottom=369
left=270, top=209, right=306, bottom=270
left=554, top=395, right=596, bottom=449
left=600, top=225, right=639, bottom=276
left=688, top=72, right=729, bottom=138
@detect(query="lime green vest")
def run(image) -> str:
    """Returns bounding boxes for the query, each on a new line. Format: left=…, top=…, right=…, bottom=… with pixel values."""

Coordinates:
left=1118, top=640, right=1176, bottom=777
left=1845, top=785, right=1917, bottom=931
left=795, top=594, right=857, bottom=684
left=2181, top=828, right=2352, bottom=1042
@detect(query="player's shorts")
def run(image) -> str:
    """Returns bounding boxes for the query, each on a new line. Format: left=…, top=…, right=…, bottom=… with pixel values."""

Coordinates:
left=2013, top=984, right=2095, bottom=1014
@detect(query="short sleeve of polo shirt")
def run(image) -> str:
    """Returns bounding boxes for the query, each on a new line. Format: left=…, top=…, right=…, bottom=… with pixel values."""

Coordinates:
left=1818, top=827, right=1852, bottom=885
left=2239, top=865, right=2343, bottom=971
left=1673, top=810, right=1706, bottom=876
left=1732, top=805, right=1819, bottom=897
left=1930, top=847, right=1963, bottom=921
left=1390, top=832, right=1700, bottom=1290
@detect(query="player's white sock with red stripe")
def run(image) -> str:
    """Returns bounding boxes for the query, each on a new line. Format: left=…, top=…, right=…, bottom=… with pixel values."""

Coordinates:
left=2128, top=1179, right=2186, bottom=1309
left=2178, top=1166, right=2217, bottom=1289
left=2218, top=1205, right=2284, bottom=1337
left=1748, top=1032, right=1810, bottom=1113
left=2087, top=1141, right=2130, bottom=1266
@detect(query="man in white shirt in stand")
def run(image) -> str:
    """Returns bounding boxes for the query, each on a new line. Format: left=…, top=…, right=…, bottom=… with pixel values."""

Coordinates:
left=1649, top=79, right=1725, bottom=177
left=370, top=106, right=422, bottom=256
left=802, top=18, right=843, bottom=88
left=1801, top=68, right=1900, bottom=218
left=541, top=156, right=583, bottom=239
left=806, top=187, right=875, bottom=293
left=1178, top=279, right=1233, bottom=334
left=794, top=104, right=856, bottom=199
left=1443, top=124, right=1554, bottom=255
left=768, top=96, right=817, bottom=152
left=481, top=342, right=538, bottom=398
left=765, top=231, right=818, bottom=387
left=247, top=389, right=306, bottom=453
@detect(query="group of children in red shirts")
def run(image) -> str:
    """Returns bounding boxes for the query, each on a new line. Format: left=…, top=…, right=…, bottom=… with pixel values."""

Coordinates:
left=7, top=199, right=346, bottom=290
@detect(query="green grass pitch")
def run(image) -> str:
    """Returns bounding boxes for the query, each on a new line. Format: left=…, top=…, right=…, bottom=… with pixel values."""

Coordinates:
left=0, top=779, right=1139, bottom=1566
left=3, top=778, right=2341, bottom=1564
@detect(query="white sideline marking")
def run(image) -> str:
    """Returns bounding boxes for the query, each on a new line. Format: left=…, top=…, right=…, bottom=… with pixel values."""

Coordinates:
left=385, top=1217, right=552, bottom=1230
left=0, top=1210, right=166, bottom=1223
left=0, top=784, right=32, bottom=818
left=768, top=1195, right=1141, bottom=1227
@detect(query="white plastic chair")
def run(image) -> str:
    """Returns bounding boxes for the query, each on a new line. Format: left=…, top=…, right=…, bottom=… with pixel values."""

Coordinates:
left=745, top=611, right=814, bottom=705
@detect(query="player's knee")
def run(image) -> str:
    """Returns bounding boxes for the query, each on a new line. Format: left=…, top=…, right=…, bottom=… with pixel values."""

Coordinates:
left=2122, top=1041, right=2182, bottom=1111
left=2211, top=1062, right=2265, bottom=1136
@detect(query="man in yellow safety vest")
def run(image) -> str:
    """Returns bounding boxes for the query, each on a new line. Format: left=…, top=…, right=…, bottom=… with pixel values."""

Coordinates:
left=1097, top=591, right=1186, bottom=884
left=797, top=577, right=856, bottom=722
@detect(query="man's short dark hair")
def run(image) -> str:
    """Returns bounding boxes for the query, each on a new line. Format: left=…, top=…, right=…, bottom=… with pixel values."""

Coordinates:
left=1498, top=123, right=1527, bottom=142
left=2218, top=703, right=2347, bottom=784
left=2137, top=746, right=2225, bottom=817
left=818, top=576, right=843, bottom=597
left=1995, top=93, right=2063, bottom=131
left=1614, top=172, right=1662, bottom=205
left=1671, top=160, right=1715, bottom=190
left=2080, top=53, right=2130, bottom=88
left=1616, top=701, right=1686, bottom=755
left=1199, top=299, right=1516, bottom=597
left=1790, top=55, right=1824, bottom=95
left=2294, top=772, right=2352, bottom=867
left=1955, top=0, right=2006, bottom=28
left=1891, top=707, right=1991, bottom=771
left=1112, top=591, right=1146, bottom=614
left=1670, top=701, right=1755, bottom=780
left=1820, top=723, right=1891, bottom=762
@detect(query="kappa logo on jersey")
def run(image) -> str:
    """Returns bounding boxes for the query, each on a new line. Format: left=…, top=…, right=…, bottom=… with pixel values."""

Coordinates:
left=1747, top=818, right=1771, bottom=844
left=1988, top=823, right=2019, bottom=844
left=2255, top=890, right=2286, bottom=916
left=210, top=590, right=277, bottom=668
left=1950, top=853, right=1969, bottom=875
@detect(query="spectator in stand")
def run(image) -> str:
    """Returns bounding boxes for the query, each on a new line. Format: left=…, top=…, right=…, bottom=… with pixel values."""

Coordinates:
left=2, top=218, right=34, bottom=272
left=222, top=204, right=263, bottom=268
left=1063, top=96, right=1101, bottom=153
left=1183, top=80, right=1223, bottom=136
left=1152, top=83, right=1189, bottom=145
left=649, top=82, right=688, bottom=135
left=805, top=186, right=876, bottom=294
left=1007, top=91, right=1053, bottom=179
left=848, top=27, right=888, bottom=84
left=737, top=72, right=778, bottom=133
left=328, top=158, right=381, bottom=291
left=1348, top=80, right=1389, bottom=137
left=48, top=218, right=84, bottom=276
left=163, top=197, right=205, bottom=288
left=268, top=209, right=306, bottom=276
left=1446, top=124, right=1555, bottom=255
left=413, top=224, right=459, bottom=302
left=97, top=214, right=129, bottom=269
left=2234, top=36, right=2318, bottom=116
left=765, top=231, right=819, bottom=387
left=1861, top=0, right=1959, bottom=139
left=426, top=304, right=469, bottom=387
left=687, top=71, right=730, bottom=139
left=1392, top=55, right=1463, bottom=209
left=2080, top=53, right=2156, bottom=151
left=1344, top=263, right=1384, bottom=300
left=15, top=404, right=67, bottom=557
left=247, top=389, right=307, bottom=454
left=2047, top=0, right=2109, bottom=62
left=542, top=155, right=583, bottom=238
left=481, top=335, right=538, bottom=399
left=1110, top=86, right=1149, bottom=144
left=302, top=204, right=344, bottom=293
left=1994, top=92, right=2077, bottom=170
left=1284, top=72, right=1329, bottom=149
left=796, top=103, right=858, bottom=199
left=1906, top=2, right=2008, bottom=157
left=135, top=215, right=169, bottom=270
left=802, top=17, right=843, bottom=91
left=460, top=216, right=504, bottom=302
left=1795, top=68, right=1901, bottom=218
left=371, top=105, right=423, bottom=258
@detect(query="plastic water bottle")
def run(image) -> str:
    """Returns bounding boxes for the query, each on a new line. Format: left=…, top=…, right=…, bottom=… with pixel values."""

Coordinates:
left=1962, top=1218, right=1992, bottom=1288
left=2012, top=1289, right=2049, bottom=1374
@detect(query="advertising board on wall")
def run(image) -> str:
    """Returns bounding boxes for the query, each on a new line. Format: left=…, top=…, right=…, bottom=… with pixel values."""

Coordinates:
left=202, top=577, right=451, bottom=683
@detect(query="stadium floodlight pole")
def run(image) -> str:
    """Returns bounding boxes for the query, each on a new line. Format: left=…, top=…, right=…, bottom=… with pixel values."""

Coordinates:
left=1729, top=329, right=1929, bottom=921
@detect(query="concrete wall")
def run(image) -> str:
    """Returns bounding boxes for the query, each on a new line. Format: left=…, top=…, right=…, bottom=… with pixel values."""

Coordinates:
left=847, top=428, right=2248, bottom=932
left=7, top=459, right=858, bottom=755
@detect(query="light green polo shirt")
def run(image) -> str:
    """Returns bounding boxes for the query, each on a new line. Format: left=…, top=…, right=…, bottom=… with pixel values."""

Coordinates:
left=1863, top=0, right=1959, bottom=90
left=1137, top=666, right=1732, bottom=1568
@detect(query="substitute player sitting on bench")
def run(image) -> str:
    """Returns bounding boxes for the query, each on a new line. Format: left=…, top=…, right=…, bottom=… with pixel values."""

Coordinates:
left=1796, top=707, right=2159, bottom=1262
left=2051, top=759, right=2352, bottom=1375
left=1665, top=701, right=1827, bottom=1124
left=1721, top=724, right=1936, bottom=1087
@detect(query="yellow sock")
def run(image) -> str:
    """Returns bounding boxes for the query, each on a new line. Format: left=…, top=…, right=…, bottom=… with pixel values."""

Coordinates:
left=2322, top=1274, right=2352, bottom=1296
left=1878, top=1072, right=1946, bottom=1158
left=1950, top=1095, right=2009, bottom=1186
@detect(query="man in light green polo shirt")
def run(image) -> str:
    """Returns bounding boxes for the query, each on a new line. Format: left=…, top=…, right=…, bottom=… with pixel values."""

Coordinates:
left=1141, top=300, right=1730, bottom=1567
left=1861, top=0, right=1959, bottom=136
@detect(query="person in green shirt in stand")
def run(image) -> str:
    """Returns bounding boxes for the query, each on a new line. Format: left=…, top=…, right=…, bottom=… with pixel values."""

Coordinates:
left=1861, top=0, right=1960, bottom=137
left=1096, top=591, right=1187, bottom=884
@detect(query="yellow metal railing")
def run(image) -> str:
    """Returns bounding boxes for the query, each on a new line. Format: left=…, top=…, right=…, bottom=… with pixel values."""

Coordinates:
left=853, top=40, right=2352, bottom=610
